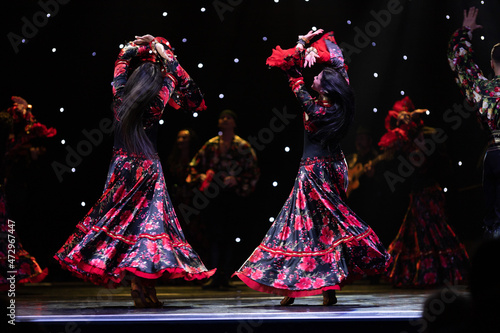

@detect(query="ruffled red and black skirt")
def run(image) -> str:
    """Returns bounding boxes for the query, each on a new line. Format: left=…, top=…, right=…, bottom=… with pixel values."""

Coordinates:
left=234, top=153, right=391, bottom=297
left=54, top=148, right=215, bottom=287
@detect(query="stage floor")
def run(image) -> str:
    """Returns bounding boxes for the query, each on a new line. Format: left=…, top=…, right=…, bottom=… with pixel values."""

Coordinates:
left=11, top=280, right=469, bottom=333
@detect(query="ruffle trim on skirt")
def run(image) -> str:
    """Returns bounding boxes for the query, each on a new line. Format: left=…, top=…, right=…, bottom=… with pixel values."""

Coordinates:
left=0, top=267, right=49, bottom=291
left=234, top=227, right=391, bottom=297
left=234, top=273, right=340, bottom=297
left=54, top=254, right=215, bottom=288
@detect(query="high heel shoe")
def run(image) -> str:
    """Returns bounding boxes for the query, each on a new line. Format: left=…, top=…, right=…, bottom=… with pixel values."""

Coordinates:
left=131, top=288, right=152, bottom=308
left=322, top=290, right=337, bottom=306
left=144, top=286, right=163, bottom=308
left=280, top=296, right=295, bottom=306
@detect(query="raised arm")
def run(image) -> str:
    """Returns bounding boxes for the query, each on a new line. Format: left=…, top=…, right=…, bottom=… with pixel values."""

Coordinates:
left=447, top=7, right=487, bottom=105
left=112, top=41, right=155, bottom=98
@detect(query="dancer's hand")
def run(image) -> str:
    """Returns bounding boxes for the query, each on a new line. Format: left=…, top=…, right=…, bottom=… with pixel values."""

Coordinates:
left=462, top=7, right=482, bottom=31
left=134, top=34, right=155, bottom=45
left=153, top=42, right=173, bottom=61
left=304, top=49, right=319, bottom=68
left=299, top=28, right=324, bottom=43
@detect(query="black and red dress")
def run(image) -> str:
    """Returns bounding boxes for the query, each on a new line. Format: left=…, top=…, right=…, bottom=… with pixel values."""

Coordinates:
left=0, top=98, right=53, bottom=291
left=54, top=38, right=215, bottom=287
left=234, top=32, right=391, bottom=297
left=379, top=97, right=469, bottom=288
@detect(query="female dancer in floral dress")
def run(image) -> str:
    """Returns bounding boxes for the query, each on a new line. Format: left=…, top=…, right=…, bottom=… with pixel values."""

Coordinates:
left=378, top=97, right=469, bottom=288
left=0, top=97, right=54, bottom=290
left=54, top=35, right=214, bottom=307
left=234, top=29, right=391, bottom=305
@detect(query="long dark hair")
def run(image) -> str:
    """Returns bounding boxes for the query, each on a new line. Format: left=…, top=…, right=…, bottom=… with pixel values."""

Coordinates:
left=114, top=62, right=163, bottom=157
left=311, top=67, right=355, bottom=149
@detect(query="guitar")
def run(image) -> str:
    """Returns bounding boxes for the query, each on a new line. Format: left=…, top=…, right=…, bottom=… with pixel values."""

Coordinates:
left=346, top=151, right=390, bottom=197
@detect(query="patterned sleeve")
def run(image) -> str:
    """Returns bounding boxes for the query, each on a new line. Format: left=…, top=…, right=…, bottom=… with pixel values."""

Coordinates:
left=447, top=27, right=488, bottom=105
left=112, top=42, right=154, bottom=99
left=111, top=41, right=170, bottom=125
left=153, top=38, right=207, bottom=113
left=111, top=38, right=206, bottom=125
left=310, top=31, right=349, bottom=83
left=285, top=65, right=325, bottom=123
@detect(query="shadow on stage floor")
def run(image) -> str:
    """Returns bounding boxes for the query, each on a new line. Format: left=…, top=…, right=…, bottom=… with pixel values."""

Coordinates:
left=7, top=279, right=469, bottom=333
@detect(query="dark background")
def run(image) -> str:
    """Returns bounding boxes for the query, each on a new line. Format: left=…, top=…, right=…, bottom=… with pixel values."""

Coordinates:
left=2, top=0, right=498, bottom=282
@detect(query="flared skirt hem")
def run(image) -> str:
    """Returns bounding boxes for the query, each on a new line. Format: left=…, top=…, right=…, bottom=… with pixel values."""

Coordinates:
left=54, top=254, right=215, bottom=288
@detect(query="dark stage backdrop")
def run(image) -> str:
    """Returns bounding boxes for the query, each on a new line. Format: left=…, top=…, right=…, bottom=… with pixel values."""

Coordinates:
left=2, top=0, right=497, bottom=281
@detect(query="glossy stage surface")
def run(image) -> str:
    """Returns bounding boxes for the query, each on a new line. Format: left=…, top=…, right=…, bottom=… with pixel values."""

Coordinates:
left=11, top=280, right=468, bottom=333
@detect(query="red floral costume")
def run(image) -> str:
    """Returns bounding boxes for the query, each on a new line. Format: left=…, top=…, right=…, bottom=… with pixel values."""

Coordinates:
left=379, top=97, right=469, bottom=288
left=54, top=38, right=214, bottom=287
left=0, top=97, right=53, bottom=290
left=234, top=32, right=391, bottom=297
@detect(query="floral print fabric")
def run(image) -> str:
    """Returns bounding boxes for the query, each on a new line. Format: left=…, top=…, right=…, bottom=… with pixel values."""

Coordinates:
left=235, top=32, right=390, bottom=297
left=386, top=185, right=469, bottom=288
left=188, top=135, right=260, bottom=197
left=448, top=27, right=500, bottom=131
left=54, top=149, right=215, bottom=287
left=54, top=38, right=213, bottom=287
left=235, top=154, right=391, bottom=297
